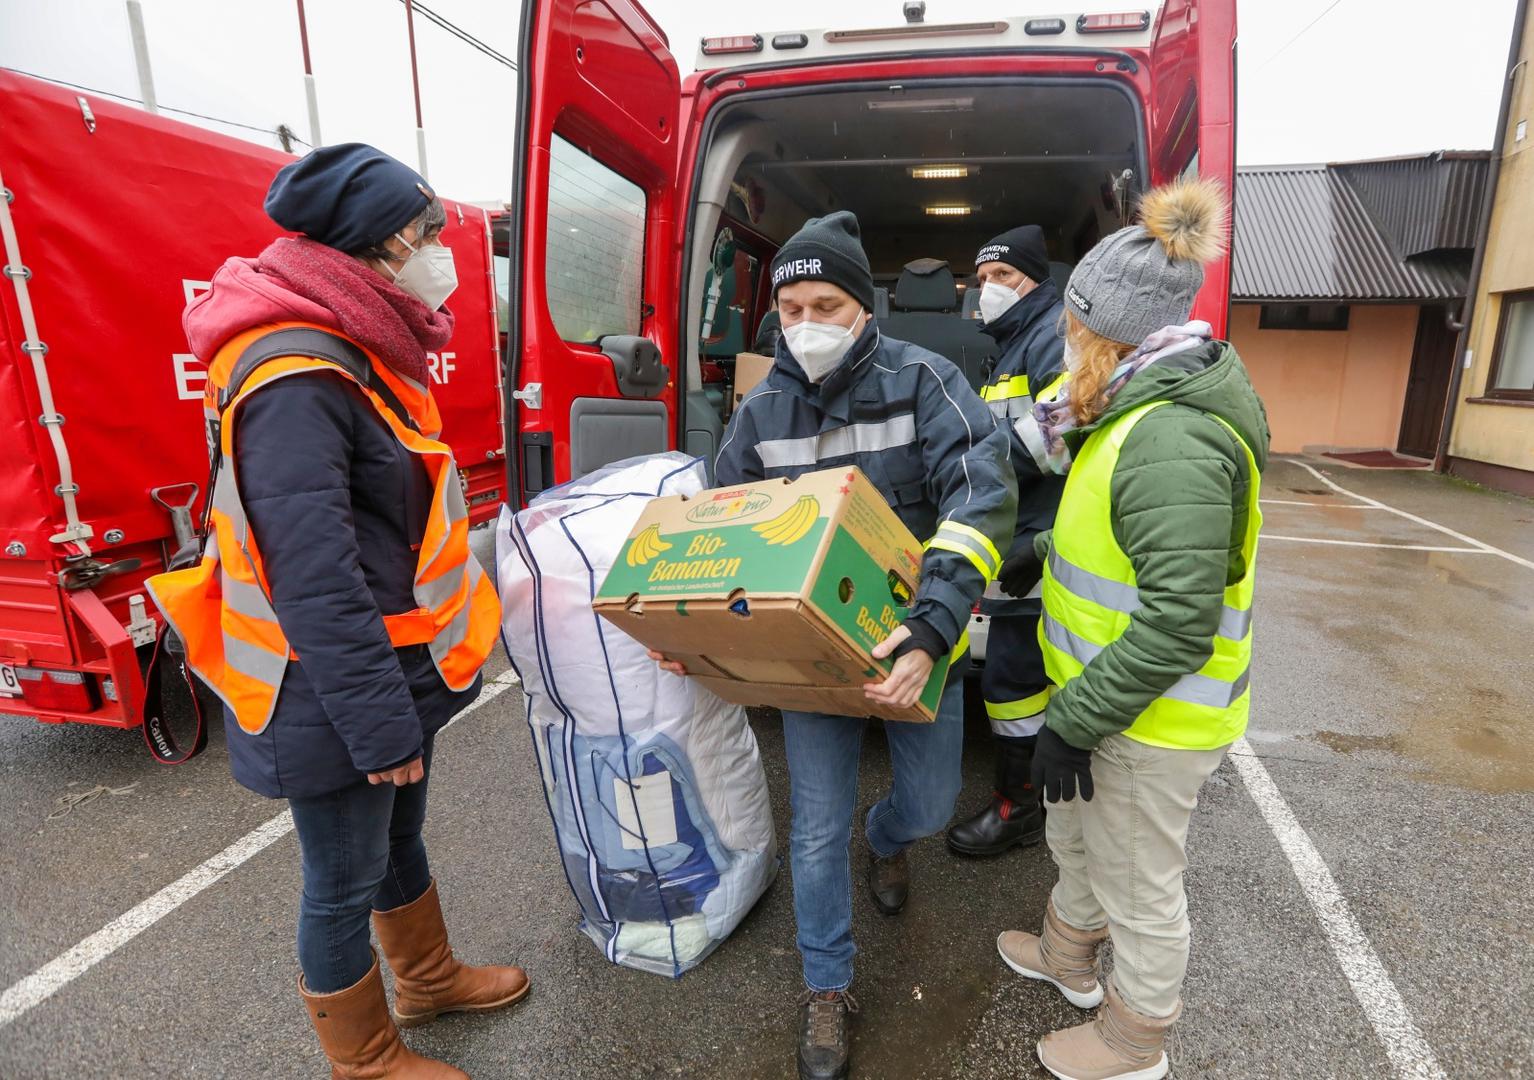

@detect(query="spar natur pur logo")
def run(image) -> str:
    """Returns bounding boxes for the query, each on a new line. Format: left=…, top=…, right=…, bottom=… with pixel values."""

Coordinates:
left=684, top=488, right=774, bottom=524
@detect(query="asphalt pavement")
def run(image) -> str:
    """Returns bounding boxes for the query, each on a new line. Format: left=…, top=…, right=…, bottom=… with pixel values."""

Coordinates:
left=2, top=456, right=1532, bottom=1079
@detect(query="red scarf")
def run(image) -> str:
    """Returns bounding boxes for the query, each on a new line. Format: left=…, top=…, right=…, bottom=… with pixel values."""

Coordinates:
left=256, top=236, right=453, bottom=386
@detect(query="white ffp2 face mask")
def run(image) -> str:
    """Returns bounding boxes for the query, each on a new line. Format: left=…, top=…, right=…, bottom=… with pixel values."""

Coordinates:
left=784, top=311, right=865, bottom=382
left=978, top=280, right=1023, bottom=325
left=392, top=233, right=458, bottom=310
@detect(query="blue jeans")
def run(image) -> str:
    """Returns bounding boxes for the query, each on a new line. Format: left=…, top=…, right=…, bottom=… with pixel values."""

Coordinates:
left=781, top=680, right=965, bottom=991
left=289, top=737, right=436, bottom=993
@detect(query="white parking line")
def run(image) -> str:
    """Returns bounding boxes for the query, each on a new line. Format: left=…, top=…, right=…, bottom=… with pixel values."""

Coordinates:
left=1262, top=534, right=1490, bottom=553
left=1261, top=498, right=1387, bottom=508
left=1291, top=460, right=1534, bottom=571
left=1230, top=737, right=1447, bottom=1080
left=0, top=669, right=521, bottom=1029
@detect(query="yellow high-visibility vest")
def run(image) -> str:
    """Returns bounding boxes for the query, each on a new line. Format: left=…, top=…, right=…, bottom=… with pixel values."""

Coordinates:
left=1038, top=400, right=1261, bottom=750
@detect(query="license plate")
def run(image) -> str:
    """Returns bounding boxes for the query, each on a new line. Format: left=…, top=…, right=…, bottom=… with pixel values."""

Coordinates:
left=0, top=664, right=19, bottom=697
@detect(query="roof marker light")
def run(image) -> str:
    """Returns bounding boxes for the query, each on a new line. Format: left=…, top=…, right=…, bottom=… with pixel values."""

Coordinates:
left=1076, top=11, right=1151, bottom=33
left=1025, top=18, right=1066, bottom=35
left=700, top=34, right=763, bottom=55
left=772, top=33, right=808, bottom=49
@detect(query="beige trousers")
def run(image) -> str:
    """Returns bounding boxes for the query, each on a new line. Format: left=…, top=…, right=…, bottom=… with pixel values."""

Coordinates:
left=1045, top=732, right=1229, bottom=1018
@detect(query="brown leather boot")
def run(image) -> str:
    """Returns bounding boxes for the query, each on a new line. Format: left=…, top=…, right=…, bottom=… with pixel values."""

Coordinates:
left=299, top=951, right=467, bottom=1079
left=996, top=898, right=1110, bottom=1008
left=373, top=880, right=530, bottom=1029
left=1036, top=983, right=1180, bottom=1080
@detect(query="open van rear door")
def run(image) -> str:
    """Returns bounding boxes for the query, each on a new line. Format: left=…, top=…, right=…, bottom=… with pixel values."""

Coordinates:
left=1149, top=0, right=1236, bottom=334
left=505, top=0, right=682, bottom=502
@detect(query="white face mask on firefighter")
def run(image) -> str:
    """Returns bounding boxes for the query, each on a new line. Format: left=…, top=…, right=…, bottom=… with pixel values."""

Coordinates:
left=391, top=233, right=458, bottom=310
left=784, top=310, right=865, bottom=382
left=978, top=280, right=1023, bottom=325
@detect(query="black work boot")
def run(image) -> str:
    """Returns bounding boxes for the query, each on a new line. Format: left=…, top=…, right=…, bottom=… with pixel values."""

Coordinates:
left=867, top=847, right=909, bottom=915
left=797, top=989, right=858, bottom=1080
left=946, top=735, right=1044, bottom=857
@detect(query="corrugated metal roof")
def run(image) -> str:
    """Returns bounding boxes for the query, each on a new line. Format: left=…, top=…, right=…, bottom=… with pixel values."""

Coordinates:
left=1233, top=155, right=1485, bottom=302
left=1334, top=153, right=1489, bottom=257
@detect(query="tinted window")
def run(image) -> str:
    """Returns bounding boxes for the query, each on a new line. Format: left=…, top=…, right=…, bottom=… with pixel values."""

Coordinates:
left=544, top=134, right=646, bottom=343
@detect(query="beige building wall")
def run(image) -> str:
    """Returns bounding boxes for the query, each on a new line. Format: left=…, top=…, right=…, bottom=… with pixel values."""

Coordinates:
left=1448, top=8, right=1534, bottom=487
left=1232, top=303, right=1419, bottom=454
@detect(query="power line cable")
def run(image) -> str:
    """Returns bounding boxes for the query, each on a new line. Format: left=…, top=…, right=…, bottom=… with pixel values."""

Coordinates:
left=1256, top=0, right=1348, bottom=72
left=392, top=0, right=516, bottom=70
left=1, top=66, right=311, bottom=146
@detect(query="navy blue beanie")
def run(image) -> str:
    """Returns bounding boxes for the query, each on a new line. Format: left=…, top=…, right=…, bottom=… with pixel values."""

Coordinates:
left=264, top=143, right=433, bottom=253
left=976, top=224, right=1049, bottom=284
left=770, top=211, right=876, bottom=312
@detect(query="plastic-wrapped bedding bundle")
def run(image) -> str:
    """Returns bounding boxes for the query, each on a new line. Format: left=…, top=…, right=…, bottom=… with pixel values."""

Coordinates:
left=496, top=452, right=778, bottom=977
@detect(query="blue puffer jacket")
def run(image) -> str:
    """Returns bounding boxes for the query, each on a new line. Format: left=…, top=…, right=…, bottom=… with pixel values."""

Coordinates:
left=228, top=372, right=481, bottom=799
left=978, top=280, right=1067, bottom=616
left=715, top=321, right=1017, bottom=654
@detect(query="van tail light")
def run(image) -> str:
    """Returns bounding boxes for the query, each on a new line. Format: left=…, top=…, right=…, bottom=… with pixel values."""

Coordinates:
left=1076, top=11, right=1150, bottom=33
left=700, top=34, right=763, bottom=55
left=15, top=667, right=99, bottom=712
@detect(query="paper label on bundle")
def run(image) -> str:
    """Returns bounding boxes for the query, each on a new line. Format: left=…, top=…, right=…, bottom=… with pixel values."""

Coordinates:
left=615, top=771, right=678, bottom=850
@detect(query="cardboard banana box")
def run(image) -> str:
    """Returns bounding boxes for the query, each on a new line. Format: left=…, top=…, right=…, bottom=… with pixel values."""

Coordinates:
left=592, top=466, right=950, bottom=723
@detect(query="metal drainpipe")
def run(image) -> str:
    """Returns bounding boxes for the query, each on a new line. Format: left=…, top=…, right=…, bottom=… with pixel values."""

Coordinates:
left=1434, top=0, right=1529, bottom=471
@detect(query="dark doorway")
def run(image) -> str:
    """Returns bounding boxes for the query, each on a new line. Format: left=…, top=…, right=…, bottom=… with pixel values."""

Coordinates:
left=1397, top=305, right=1459, bottom=459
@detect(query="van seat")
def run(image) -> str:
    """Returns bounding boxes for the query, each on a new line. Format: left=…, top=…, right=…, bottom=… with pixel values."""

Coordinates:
left=881, top=259, right=996, bottom=391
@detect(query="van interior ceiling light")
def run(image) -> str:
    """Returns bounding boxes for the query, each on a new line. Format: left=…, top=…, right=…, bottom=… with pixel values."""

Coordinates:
left=910, top=165, right=972, bottom=180
left=1076, top=11, right=1151, bottom=33
left=925, top=205, right=974, bottom=217
left=866, top=96, right=975, bottom=113
left=700, top=34, right=763, bottom=55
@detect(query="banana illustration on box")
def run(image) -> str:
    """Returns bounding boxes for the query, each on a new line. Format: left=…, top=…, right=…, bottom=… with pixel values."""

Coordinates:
left=625, top=524, right=673, bottom=567
left=751, top=494, right=821, bottom=546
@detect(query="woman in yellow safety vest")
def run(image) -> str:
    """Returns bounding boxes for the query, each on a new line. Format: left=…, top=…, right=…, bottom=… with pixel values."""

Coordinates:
left=149, top=144, right=518, bottom=1078
left=992, top=177, right=1270, bottom=1080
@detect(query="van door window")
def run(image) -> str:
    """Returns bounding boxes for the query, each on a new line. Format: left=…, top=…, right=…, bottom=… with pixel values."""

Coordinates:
left=544, top=134, right=647, bottom=343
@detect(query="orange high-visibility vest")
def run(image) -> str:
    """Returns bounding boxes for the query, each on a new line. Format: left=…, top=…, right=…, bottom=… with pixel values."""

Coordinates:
left=147, top=322, right=500, bottom=735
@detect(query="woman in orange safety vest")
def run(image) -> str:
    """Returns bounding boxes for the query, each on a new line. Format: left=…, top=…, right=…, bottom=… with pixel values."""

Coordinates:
left=150, top=144, right=520, bottom=1078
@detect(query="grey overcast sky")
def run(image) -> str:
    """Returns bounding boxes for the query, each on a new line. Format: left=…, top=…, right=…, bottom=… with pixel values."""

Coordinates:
left=0, top=0, right=1519, bottom=201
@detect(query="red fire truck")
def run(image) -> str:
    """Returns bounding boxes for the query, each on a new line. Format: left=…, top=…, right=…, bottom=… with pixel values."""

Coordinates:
left=501, top=0, right=1235, bottom=503
left=500, top=0, right=1235, bottom=661
left=0, top=71, right=506, bottom=737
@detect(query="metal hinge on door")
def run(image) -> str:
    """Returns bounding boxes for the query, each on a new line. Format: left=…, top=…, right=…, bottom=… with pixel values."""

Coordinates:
left=511, top=382, right=543, bottom=409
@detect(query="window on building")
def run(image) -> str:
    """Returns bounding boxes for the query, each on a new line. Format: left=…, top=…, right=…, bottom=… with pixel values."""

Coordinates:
left=544, top=134, right=647, bottom=344
left=1487, top=290, right=1534, bottom=398
left=1258, top=303, right=1351, bottom=331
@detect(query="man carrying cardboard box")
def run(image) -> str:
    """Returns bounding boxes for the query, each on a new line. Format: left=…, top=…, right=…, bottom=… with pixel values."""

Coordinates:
left=650, top=211, right=1016, bottom=1080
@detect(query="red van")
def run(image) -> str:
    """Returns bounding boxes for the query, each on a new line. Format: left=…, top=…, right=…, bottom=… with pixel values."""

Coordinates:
left=0, top=71, right=506, bottom=734
left=502, top=0, right=1235, bottom=504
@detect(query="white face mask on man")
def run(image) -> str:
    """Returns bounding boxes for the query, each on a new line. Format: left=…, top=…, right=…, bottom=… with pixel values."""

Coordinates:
left=978, top=280, right=1023, bottom=325
left=783, top=310, right=867, bottom=382
left=391, top=233, right=458, bottom=310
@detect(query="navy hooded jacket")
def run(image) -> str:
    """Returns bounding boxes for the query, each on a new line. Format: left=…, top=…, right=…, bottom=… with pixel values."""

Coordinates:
left=227, top=371, right=481, bottom=799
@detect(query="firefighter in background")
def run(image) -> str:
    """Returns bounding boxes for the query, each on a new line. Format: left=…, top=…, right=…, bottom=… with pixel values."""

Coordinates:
left=149, top=144, right=521, bottom=1079
left=946, top=225, right=1067, bottom=858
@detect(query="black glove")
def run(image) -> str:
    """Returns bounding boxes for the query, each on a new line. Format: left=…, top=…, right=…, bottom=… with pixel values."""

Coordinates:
left=1031, top=725, right=1095, bottom=803
left=892, top=617, right=946, bottom=660
left=998, top=547, right=1044, bottom=598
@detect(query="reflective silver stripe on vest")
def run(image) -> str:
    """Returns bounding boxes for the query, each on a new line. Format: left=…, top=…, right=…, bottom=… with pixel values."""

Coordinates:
left=1042, top=615, right=1250, bottom=708
left=222, top=631, right=288, bottom=685
left=221, top=574, right=274, bottom=617
left=1049, top=551, right=1253, bottom=642
left=988, top=396, right=1034, bottom=420
left=756, top=413, right=917, bottom=470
